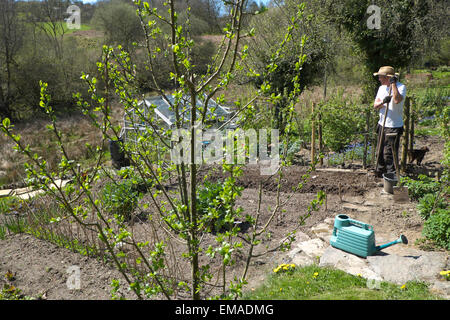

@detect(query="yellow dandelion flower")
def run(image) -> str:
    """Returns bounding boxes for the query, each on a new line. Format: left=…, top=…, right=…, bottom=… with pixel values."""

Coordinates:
left=313, top=272, right=319, bottom=278
left=356, top=273, right=362, bottom=277
left=400, top=284, right=406, bottom=290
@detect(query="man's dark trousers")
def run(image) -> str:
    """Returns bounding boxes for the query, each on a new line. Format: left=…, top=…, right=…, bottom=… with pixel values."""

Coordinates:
left=376, top=124, right=404, bottom=174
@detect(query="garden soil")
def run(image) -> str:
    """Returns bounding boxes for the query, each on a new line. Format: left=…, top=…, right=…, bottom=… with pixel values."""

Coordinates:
left=0, top=135, right=447, bottom=300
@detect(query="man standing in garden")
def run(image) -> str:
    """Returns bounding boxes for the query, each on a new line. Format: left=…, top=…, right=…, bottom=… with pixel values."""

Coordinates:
left=373, top=66, right=406, bottom=178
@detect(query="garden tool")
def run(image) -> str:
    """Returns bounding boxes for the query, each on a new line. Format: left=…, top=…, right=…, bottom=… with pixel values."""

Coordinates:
left=330, top=214, right=408, bottom=258
left=380, top=132, right=409, bottom=200
left=375, top=82, right=393, bottom=173
left=389, top=134, right=409, bottom=201
left=387, top=131, right=401, bottom=182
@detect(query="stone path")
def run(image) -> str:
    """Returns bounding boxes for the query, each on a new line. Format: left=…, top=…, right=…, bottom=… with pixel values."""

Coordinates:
left=0, top=179, right=70, bottom=200
left=282, top=217, right=450, bottom=299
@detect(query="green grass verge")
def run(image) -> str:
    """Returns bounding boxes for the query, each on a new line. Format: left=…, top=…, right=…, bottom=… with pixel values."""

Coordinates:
left=415, top=125, right=442, bottom=137
left=243, top=265, right=442, bottom=300
left=33, top=22, right=92, bottom=35
left=0, top=195, right=99, bottom=256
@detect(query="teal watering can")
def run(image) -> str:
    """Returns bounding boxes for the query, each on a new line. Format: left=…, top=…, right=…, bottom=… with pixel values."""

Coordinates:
left=330, top=214, right=408, bottom=258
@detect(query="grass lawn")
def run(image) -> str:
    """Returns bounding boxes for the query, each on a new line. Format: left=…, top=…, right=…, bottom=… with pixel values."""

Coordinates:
left=243, top=265, right=442, bottom=300
left=65, top=23, right=91, bottom=34
left=34, top=22, right=92, bottom=35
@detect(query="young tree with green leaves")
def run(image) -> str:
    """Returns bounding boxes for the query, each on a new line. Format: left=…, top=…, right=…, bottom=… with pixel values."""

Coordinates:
left=1, top=0, right=319, bottom=300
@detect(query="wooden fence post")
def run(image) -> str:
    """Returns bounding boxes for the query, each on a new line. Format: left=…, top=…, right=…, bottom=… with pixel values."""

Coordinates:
left=311, top=102, right=316, bottom=167
left=363, top=107, right=370, bottom=169
left=370, top=107, right=377, bottom=166
left=318, top=110, right=323, bottom=166
left=401, top=97, right=410, bottom=173
left=409, top=98, right=415, bottom=153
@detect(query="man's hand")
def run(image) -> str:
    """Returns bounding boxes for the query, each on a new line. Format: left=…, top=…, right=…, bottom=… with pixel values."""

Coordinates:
left=389, top=75, right=398, bottom=84
left=383, top=95, right=392, bottom=104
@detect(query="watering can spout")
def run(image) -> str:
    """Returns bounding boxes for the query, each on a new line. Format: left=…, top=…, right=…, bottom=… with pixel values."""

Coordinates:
left=375, top=235, right=408, bottom=251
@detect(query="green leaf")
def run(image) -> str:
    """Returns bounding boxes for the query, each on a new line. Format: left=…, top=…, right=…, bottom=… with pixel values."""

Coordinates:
left=2, top=118, right=10, bottom=128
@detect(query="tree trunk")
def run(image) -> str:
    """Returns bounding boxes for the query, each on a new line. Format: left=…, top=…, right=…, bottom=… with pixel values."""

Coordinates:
left=189, top=86, right=200, bottom=300
left=0, top=0, right=22, bottom=121
left=0, top=83, right=12, bottom=119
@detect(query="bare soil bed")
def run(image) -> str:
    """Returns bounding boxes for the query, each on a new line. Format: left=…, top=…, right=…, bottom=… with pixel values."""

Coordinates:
left=0, top=135, right=447, bottom=300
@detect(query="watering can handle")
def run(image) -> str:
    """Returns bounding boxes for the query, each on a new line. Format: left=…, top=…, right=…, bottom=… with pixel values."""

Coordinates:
left=348, top=218, right=373, bottom=230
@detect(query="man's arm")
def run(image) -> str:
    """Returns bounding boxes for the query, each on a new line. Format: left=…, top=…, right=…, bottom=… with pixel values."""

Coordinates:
left=374, top=97, right=383, bottom=110
left=390, top=77, right=403, bottom=104
left=374, top=95, right=391, bottom=110
left=373, top=87, right=385, bottom=110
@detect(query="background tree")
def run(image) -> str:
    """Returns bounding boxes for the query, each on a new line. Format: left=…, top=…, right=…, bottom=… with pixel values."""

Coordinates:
left=72, top=1, right=97, bottom=24
left=0, top=0, right=24, bottom=120
left=322, top=0, right=444, bottom=100
left=409, top=0, right=450, bottom=68
left=92, top=0, right=144, bottom=52
left=243, top=0, right=336, bottom=134
left=15, top=0, right=95, bottom=115
left=179, top=0, right=223, bottom=34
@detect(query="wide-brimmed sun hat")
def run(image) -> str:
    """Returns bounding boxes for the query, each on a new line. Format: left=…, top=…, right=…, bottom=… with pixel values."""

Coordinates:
left=373, top=66, right=399, bottom=77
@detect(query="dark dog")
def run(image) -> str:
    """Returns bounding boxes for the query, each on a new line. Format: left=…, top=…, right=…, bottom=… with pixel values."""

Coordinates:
left=408, top=146, right=430, bottom=165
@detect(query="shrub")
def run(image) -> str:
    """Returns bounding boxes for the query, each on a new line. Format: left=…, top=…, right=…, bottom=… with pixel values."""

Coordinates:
left=197, top=181, right=231, bottom=233
left=422, top=209, right=450, bottom=250
left=417, top=193, right=448, bottom=220
left=0, top=197, right=27, bottom=236
left=101, top=179, right=141, bottom=222
left=416, top=87, right=449, bottom=109
left=400, top=174, right=448, bottom=249
left=319, top=92, right=366, bottom=152
left=285, top=139, right=304, bottom=162
left=436, top=65, right=450, bottom=73
left=400, top=175, right=440, bottom=201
